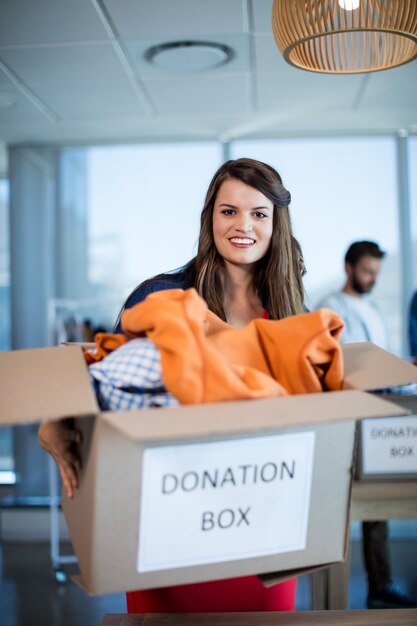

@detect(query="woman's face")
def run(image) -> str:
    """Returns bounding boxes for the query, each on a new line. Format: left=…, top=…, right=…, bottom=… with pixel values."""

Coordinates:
left=212, top=178, right=274, bottom=269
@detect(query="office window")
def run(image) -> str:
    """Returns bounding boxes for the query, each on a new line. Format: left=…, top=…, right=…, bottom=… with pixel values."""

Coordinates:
left=231, top=138, right=401, bottom=354
left=87, top=142, right=222, bottom=322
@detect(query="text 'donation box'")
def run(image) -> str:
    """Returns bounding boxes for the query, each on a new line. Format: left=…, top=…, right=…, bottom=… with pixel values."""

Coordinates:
left=137, top=431, right=315, bottom=572
left=361, top=415, right=417, bottom=477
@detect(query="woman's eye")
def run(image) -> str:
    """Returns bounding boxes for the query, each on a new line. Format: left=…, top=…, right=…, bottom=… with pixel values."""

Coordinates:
left=221, top=209, right=235, bottom=216
left=254, top=211, right=267, bottom=219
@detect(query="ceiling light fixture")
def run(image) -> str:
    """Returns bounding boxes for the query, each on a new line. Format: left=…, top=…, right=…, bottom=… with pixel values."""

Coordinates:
left=144, top=41, right=234, bottom=73
left=272, top=0, right=417, bottom=74
left=338, top=0, right=360, bottom=10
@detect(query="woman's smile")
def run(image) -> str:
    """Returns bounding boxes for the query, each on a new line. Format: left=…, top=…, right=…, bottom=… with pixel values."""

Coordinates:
left=229, top=236, right=256, bottom=247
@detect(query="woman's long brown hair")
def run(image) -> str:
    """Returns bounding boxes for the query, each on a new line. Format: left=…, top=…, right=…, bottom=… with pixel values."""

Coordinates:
left=117, top=158, right=306, bottom=329
left=193, top=158, right=306, bottom=321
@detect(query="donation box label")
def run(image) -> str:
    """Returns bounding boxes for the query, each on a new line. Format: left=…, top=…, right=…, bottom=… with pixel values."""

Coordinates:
left=361, top=415, right=417, bottom=475
left=137, top=431, right=315, bottom=572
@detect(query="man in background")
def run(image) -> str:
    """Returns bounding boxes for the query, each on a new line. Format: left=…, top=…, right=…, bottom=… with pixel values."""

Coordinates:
left=318, top=240, right=417, bottom=609
left=318, top=240, right=388, bottom=349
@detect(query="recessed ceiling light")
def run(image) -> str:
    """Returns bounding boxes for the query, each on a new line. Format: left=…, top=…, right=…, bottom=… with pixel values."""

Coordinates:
left=144, top=40, right=234, bottom=72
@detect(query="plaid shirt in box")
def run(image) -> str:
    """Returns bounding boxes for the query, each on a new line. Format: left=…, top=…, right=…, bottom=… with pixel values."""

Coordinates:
left=88, top=338, right=179, bottom=411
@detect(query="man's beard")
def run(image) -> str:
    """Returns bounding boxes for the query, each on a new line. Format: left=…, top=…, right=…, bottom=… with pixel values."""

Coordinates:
left=351, top=274, right=374, bottom=295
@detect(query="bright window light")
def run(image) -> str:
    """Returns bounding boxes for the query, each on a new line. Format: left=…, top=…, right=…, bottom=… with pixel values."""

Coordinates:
left=0, top=470, right=16, bottom=485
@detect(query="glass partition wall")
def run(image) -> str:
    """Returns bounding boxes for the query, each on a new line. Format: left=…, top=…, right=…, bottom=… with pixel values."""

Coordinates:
left=5, top=135, right=416, bottom=355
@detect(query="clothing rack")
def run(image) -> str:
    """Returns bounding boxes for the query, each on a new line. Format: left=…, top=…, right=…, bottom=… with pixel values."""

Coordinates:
left=47, top=297, right=120, bottom=346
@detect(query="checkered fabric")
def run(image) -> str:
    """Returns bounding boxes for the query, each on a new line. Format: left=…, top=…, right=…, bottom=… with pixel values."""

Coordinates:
left=88, top=338, right=179, bottom=411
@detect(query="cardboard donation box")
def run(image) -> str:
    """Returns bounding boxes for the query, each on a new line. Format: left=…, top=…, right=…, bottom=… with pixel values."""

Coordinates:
left=1, top=341, right=417, bottom=595
left=356, top=394, right=417, bottom=481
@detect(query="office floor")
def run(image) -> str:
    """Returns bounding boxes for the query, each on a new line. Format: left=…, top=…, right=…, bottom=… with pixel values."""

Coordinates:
left=1, top=535, right=416, bottom=626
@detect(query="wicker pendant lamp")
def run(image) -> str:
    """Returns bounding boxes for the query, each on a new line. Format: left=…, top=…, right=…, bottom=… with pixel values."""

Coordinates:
left=272, top=0, right=417, bottom=74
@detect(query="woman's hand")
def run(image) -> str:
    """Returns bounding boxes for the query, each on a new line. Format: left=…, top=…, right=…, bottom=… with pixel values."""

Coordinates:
left=38, top=419, right=82, bottom=499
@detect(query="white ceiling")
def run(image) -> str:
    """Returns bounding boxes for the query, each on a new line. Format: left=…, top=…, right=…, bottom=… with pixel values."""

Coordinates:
left=0, top=0, right=416, bottom=146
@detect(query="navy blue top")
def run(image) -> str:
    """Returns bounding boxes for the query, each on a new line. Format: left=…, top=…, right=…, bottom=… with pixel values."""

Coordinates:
left=114, top=270, right=192, bottom=334
left=114, top=266, right=307, bottom=335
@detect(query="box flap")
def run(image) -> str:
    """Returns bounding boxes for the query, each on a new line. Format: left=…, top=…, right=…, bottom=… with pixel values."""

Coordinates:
left=71, top=574, right=94, bottom=596
left=259, top=561, right=344, bottom=588
left=343, top=343, right=417, bottom=390
left=74, top=565, right=339, bottom=594
left=0, top=346, right=99, bottom=425
left=62, top=341, right=96, bottom=351
left=100, top=390, right=407, bottom=442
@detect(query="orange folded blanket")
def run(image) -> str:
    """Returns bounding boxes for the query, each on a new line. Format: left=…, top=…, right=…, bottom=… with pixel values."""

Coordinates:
left=109, top=288, right=343, bottom=403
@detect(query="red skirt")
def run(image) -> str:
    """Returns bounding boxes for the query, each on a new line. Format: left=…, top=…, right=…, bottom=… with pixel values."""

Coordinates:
left=126, top=576, right=296, bottom=613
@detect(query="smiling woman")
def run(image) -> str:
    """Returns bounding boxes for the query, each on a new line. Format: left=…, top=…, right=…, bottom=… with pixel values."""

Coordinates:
left=39, top=157, right=307, bottom=614
left=113, top=157, right=306, bottom=331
